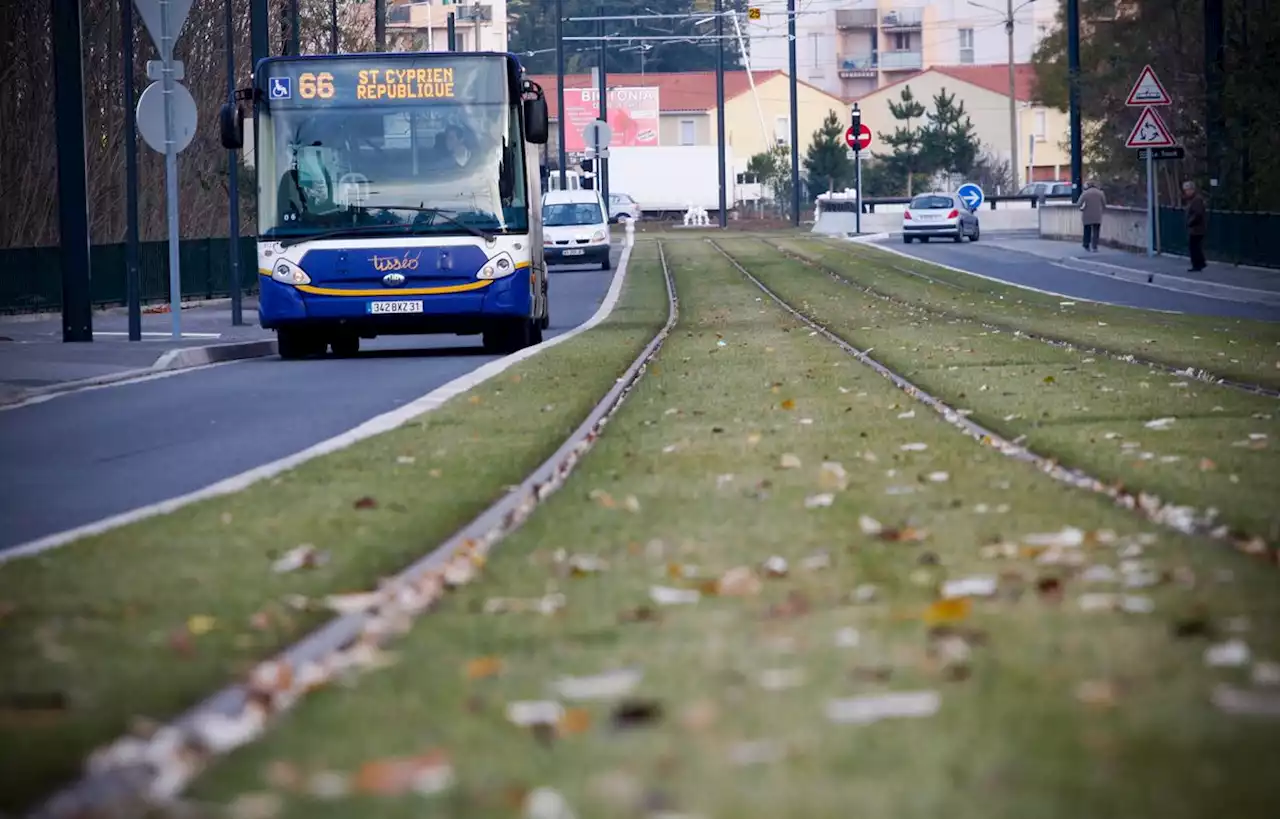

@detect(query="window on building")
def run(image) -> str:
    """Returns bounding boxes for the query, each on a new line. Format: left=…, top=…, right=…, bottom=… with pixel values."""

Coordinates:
left=1033, top=108, right=1047, bottom=141
left=679, top=119, right=697, bottom=146
left=959, top=28, right=974, bottom=64
left=893, top=32, right=910, bottom=51
left=774, top=116, right=790, bottom=145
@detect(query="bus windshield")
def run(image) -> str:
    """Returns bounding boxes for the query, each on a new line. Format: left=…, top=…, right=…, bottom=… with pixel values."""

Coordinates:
left=256, top=56, right=528, bottom=241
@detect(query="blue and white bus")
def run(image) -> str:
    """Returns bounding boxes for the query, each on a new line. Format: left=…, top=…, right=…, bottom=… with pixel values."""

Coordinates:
left=220, top=52, right=551, bottom=359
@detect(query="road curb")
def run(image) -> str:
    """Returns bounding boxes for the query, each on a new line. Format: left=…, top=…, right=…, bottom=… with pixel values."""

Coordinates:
left=1060, top=256, right=1280, bottom=306
left=0, top=339, right=277, bottom=409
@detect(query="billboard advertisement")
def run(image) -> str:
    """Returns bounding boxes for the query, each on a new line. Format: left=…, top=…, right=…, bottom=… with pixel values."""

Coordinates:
left=562, top=86, right=660, bottom=152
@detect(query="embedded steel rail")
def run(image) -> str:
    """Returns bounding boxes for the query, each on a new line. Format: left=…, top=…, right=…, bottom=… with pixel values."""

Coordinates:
left=31, top=243, right=680, bottom=819
left=709, top=238, right=1273, bottom=561
left=777, top=235, right=1280, bottom=400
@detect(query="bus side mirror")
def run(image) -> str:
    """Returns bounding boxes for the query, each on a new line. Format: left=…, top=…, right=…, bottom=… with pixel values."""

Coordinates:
left=220, top=102, right=244, bottom=150
left=524, top=97, right=549, bottom=145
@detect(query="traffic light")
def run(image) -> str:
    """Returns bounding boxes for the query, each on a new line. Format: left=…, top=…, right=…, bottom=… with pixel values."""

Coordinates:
left=851, top=103, right=861, bottom=135
left=580, top=157, right=595, bottom=190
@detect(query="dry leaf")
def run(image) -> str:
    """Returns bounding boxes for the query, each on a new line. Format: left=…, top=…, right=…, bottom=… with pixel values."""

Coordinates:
left=186, top=615, right=216, bottom=635
left=762, top=556, right=789, bottom=577
left=779, top=453, right=802, bottom=469
left=923, top=598, right=972, bottom=625
left=507, top=701, right=565, bottom=727
left=766, top=590, right=812, bottom=620
left=353, top=751, right=453, bottom=796
left=557, top=708, right=593, bottom=736
left=589, top=489, right=616, bottom=508
left=1144, top=417, right=1176, bottom=430
left=650, top=585, right=700, bottom=606
left=805, top=493, right=835, bottom=508
left=353, top=496, right=378, bottom=509
left=826, top=691, right=940, bottom=724
left=552, top=669, right=642, bottom=701
left=941, top=577, right=996, bottom=599
left=819, top=461, right=849, bottom=490
left=271, top=545, right=329, bottom=574
left=858, top=515, right=883, bottom=535
left=900, top=443, right=929, bottom=452
left=465, top=657, right=504, bottom=680
left=717, top=566, right=763, bottom=597
left=524, top=787, right=577, bottom=819
left=780, top=399, right=796, bottom=410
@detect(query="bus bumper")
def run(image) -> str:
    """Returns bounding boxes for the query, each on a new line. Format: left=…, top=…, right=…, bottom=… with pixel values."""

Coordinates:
left=257, top=274, right=533, bottom=335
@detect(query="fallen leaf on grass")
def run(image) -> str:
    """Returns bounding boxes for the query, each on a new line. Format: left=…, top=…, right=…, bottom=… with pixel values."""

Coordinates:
left=765, top=591, right=812, bottom=620
left=1022, top=527, right=1085, bottom=548
left=923, top=598, right=972, bottom=625
left=484, top=594, right=567, bottom=616
left=187, top=615, right=217, bottom=635
left=941, top=577, right=996, bottom=599
left=926, top=471, right=950, bottom=483
left=396, top=455, right=416, bottom=465
left=780, top=399, right=796, bottom=410
left=800, top=550, right=831, bottom=571
left=900, top=443, right=928, bottom=452
left=465, top=657, right=504, bottom=680
left=804, top=493, right=835, bottom=508
left=779, top=453, right=802, bottom=469
left=650, top=585, right=701, bottom=606
left=589, top=489, right=616, bottom=508
left=353, top=750, right=454, bottom=796
left=271, top=545, right=329, bottom=574
left=552, top=669, right=642, bottom=701
left=819, top=461, right=849, bottom=490
left=1036, top=577, right=1064, bottom=602
left=1144, top=417, right=1176, bottom=431
left=762, top=556, right=789, bottom=577
left=524, top=787, right=577, bottom=819
left=1205, top=639, right=1251, bottom=668
left=610, top=699, right=663, bottom=729
left=353, top=496, right=379, bottom=509
left=825, top=691, right=941, bottom=724
left=507, top=701, right=565, bottom=727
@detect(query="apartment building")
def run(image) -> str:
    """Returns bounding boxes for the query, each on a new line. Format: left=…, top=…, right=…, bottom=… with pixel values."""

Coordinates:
left=380, top=0, right=510, bottom=52
left=748, top=0, right=1057, bottom=100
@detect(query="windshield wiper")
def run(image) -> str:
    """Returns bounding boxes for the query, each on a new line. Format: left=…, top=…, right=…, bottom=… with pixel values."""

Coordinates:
left=376, top=205, right=496, bottom=243
left=276, top=223, right=413, bottom=249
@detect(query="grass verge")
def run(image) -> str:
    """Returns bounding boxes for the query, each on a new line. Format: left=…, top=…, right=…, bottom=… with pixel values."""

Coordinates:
left=188, top=237, right=1280, bottom=819
left=725, top=238, right=1280, bottom=542
left=0, top=246, right=668, bottom=813
left=778, top=235, right=1280, bottom=391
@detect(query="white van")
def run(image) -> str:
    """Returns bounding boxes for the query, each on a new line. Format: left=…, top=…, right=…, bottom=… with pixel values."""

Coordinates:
left=542, top=189, right=612, bottom=270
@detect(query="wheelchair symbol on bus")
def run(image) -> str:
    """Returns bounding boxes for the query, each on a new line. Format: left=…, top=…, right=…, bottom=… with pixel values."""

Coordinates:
left=269, top=78, right=292, bottom=100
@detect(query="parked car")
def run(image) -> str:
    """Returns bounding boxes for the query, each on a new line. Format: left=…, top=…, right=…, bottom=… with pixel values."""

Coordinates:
left=607, top=192, right=642, bottom=223
left=902, top=192, right=980, bottom=244
left=1017, top=181, right=1072, bottom=199
left=542, top=189, right=612, bottom=270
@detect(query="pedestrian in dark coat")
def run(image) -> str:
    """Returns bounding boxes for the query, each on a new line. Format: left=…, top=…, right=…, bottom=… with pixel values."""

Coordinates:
left=1182, top=180, right=1208, bottom=271
left=1078, top=180, right=1106, bottom=252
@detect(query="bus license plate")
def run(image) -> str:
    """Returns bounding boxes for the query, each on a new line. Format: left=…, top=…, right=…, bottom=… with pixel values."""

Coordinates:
left=562, top=248, right=585, bottom=256
left=368, top=300, right=423, bottom=314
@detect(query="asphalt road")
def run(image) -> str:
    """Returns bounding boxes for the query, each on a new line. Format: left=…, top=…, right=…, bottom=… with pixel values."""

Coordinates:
left=879, top=236, right=1280, bottom=322
left=0, top=246, right=622, bottom=552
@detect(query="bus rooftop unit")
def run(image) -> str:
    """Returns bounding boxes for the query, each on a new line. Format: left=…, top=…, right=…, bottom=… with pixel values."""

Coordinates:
left=220, top=52, right=551, bottom=359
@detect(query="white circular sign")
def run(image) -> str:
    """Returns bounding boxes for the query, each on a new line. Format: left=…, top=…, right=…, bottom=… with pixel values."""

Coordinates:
left=136, top=80, right=199, bottom=155
left=581, top=119, right=613, bottom=151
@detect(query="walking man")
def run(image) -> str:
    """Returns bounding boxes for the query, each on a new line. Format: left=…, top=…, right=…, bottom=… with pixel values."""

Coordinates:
left=1078, top=180, right=1105, bottom=252
left=1183, top=180, right=1208, bottom=271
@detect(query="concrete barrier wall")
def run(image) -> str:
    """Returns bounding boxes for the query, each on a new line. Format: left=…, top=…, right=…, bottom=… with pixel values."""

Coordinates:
left=1039, top=203, right=1148, bottom=249
left=841, top=209, right=1038, bottom=234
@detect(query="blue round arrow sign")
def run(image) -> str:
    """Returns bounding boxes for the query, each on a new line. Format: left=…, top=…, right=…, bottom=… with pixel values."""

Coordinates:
left=956, top=183, right=984, bottom=212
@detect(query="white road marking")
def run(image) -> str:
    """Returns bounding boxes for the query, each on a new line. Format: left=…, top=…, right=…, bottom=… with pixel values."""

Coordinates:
left=0, top=239, right=636, bottom=564
left=848, top=234, right=1094, bottom=302
left=93, top=331, right=224, bottom=339
left=0, top=360, right=245, bottom=413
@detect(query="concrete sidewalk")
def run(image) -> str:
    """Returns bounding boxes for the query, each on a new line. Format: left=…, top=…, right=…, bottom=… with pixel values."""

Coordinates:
left=984, top=237, right=1280, bottom=306
left=0, top=300, right=275, bottom=405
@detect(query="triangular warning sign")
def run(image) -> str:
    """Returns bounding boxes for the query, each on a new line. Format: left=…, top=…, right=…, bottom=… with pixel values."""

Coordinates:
left=1125, top=107, right=1176, bottom=148
left=1125, top=65, right=1171, bottom=107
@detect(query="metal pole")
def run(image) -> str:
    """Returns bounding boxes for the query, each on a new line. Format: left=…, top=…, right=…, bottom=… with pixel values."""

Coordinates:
left=289, top=0, right=299, bottom=54
left=855, top=149, right=862, bottom=235
left=787, top=0, right=800, bottom=226
left=1005, top=0, right=1019, bottom=191
left=227, top=0, right=243, bottom=326
left=375, top=0, right=386, bottom=51
left=161, top=0, right=182, bottom=338
left=729, top=10, right=771, bottom=148
left=447, top=13, right=456, bottom=50
left=122, top=0, right=141, bottom=341
left=556, top=0, right=567, bottom=190
left=1152, top=150, right=1162, bottom=257
left=598, top=6, right=609, bottom=206
left=1066, top=0, right=1082, bottom=200
left=53, top=0, right=92, bottom=343
left=251, top=0, right=269, bottom=65
left=330, top=0, right=338, bottom=53
left=1204, top=0, right=1225, bottom=198
left=715, top=0, right=727, bottom=228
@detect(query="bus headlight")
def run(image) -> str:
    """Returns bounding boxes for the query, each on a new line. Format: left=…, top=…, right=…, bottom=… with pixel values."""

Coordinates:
left=477, top=252, right=518, bottom=280
left=590, top=231, right=607, bottom=244
left=271, top=259, right=311, bottom=285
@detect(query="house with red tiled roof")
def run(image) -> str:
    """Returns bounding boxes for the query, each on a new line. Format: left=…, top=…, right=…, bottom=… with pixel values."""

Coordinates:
left=528, top=70, right=850, bottom=176
left=848, top=63, right=1070, bottom=189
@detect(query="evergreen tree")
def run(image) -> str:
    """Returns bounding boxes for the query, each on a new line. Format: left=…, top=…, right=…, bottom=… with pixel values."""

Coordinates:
left=803, top=110, right=854, bottom=195
left=920, top=88, right=980, bottom=186
left=747, top=145, right=793, bottom=215
left=878, top=85, right=928, bottom=196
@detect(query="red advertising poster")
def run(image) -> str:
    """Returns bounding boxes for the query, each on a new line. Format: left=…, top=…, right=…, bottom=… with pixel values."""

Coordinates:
left=562, top=86, right=660, bottom=152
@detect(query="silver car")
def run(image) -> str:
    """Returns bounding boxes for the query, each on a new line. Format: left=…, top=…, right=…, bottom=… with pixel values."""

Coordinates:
left=607, top=192, right=642, bottom=223
left=902, top=192, right=980, bottom=244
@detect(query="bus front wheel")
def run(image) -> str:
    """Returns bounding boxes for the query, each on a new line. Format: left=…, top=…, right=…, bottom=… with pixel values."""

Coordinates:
left=483, top=318, right=540, bottom=355
left=278, top=328, right=321, bottom=360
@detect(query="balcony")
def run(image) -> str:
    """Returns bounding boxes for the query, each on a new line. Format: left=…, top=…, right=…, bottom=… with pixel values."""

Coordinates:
left=835, top=9, right=877, bottom=29
left=838, top=54, right=878, bottom=77
left=387, top=2, right=492, bottom=28
left=880, top=8, right=923, bottom=30
left=879, top=50, right=922, bottom=71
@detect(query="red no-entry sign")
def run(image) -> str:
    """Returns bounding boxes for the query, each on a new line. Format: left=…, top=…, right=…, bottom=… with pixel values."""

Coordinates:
left=845, top=124, right=871, bottom=151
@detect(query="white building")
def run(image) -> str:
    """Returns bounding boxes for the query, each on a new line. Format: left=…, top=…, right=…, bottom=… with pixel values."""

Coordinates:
left=747, top=0, right=1057, bottom=100
left=383, top=0, right=509, bottom=52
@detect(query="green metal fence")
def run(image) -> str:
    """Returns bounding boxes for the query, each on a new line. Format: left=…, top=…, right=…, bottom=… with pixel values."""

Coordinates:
left=0, top=237, right=259, bottom=314
left=1157, top=207, right=1280, bottom=269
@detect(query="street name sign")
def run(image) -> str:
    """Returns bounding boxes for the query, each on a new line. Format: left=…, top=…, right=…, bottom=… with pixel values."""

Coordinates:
left=1137, top=146, right=1185, bottom=161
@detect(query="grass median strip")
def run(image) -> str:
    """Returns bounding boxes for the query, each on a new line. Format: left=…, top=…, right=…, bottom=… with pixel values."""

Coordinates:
left=777, top=235, right=1280, bottom=391
left=723, top=238, right=1280, bottom=543
left=188, top=237, right=1280, bottom=819
left=0, top=249, right=668, bottom=813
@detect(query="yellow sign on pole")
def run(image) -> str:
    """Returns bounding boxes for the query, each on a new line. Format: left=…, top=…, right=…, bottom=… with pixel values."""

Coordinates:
left=747, top=8, right=761, bottom=20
